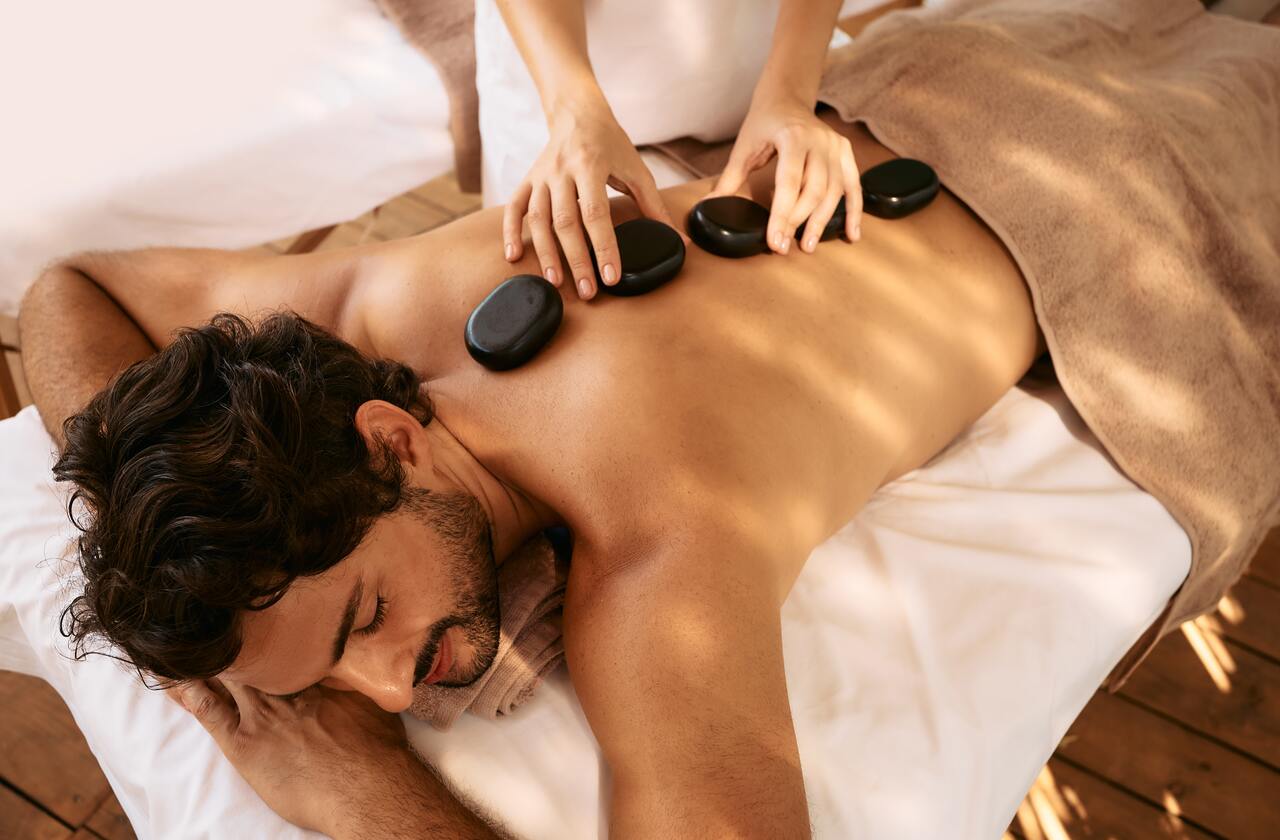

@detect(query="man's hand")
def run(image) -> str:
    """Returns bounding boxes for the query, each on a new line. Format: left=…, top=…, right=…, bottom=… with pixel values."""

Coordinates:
left=169, top=680, right=502, bottom=839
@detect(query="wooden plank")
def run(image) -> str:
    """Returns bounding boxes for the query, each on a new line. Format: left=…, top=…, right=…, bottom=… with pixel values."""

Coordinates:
left=409, top=171, right=481, bottom=218
left=85, top=792, right=135, bottom=840
left=1120, top=632, right=1279, bottom=768
left=0, top=672, right=112, bottom=826
left=0, top=782, right=69, bottom=840
left=1246, top=528, right=1280, bottom=589
left=6, top=350, right=32, bottom=408
left=1056, top=690, right=1280, bottom=839
left=0, top=312, right=19, bottom=348
left=0, top=351, right=22, bottom=420
left=369, top=194, right=453, bottom=240
left=1007, top=758, right=1215, bottom=840
left=1218, top=576, right=1280, bottom=663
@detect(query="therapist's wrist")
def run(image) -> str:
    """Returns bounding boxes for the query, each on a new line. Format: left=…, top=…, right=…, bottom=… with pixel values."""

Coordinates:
left=750, top=72, right=819, bottom=116
left=541, top=71, right=609, bottom=124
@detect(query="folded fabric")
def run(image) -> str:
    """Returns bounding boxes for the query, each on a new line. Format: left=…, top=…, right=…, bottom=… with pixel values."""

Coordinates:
left=807, top=0, right=1280, bottom=689
left=372, top=0, right=481, bottom=192
left=407, top=530, right=569, bottom=731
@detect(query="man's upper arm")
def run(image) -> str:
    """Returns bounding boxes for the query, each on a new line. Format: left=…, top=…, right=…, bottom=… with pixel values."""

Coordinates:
left=57, top=245, right=368, bottom=350
left=563, top=532, right=811, bottom=840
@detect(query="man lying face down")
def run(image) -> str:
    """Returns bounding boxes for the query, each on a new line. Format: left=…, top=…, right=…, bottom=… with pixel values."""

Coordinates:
left=20, top=113, right=1045, bottom=839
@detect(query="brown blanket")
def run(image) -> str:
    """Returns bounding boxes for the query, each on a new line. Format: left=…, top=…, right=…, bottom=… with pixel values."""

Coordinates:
left=658, top=0, right=1280, bottom=690
left=809, top=0, right=1279, bottom=689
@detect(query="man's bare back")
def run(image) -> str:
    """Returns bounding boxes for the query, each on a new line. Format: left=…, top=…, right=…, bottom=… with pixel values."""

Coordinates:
left=20, top=112, right=1042, bottom=839
left=358, top=113, right=1041, bottom=598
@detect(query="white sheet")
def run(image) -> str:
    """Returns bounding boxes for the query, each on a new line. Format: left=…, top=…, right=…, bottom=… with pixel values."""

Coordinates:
left=0, top=369, right=1190, bottom=840
left=0, top=0, right=454, bottom=317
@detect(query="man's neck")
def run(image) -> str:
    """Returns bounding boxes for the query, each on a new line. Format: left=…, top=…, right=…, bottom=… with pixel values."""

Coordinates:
left=359, top=233, right=566, bottom=561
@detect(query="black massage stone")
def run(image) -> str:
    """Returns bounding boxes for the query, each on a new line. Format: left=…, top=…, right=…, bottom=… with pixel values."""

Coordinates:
left=820, top=159, right=941, bottom=239
left=686, top=195, right=771, bottom=259
left=465, top=274, right=563, bottom=371
left=859, top=157, right=940, bottom=221
left=593, top=217, right=686, bottom=296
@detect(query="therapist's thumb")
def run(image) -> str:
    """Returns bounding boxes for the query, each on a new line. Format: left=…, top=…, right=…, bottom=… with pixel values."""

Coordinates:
left=709, top=145, right=751, bottom=198
left=173, top=680, right=236, bottom=743
left=628, top=170, right=687, bottom=241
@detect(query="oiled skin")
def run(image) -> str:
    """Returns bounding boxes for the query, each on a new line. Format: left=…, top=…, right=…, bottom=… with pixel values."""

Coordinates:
left=358, top=112, right=1042, bottom=597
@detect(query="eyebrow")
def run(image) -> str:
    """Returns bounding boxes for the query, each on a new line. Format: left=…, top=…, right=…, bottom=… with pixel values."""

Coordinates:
left=330, top=578, right=364, bottom=667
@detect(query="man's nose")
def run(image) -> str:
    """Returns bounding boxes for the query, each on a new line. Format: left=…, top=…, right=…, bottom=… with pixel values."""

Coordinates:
left=329, top=647, right=416, bottom=713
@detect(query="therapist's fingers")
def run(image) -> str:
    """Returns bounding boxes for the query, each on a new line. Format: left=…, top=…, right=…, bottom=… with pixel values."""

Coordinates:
left=526, top=184, right=564, bottom=288
left=801, top=160, right=845, bottom=253
left=767, top=147, right=806, bottom=255
left=785, top=154, right=829, bottom=253
left=172, top=679, right=238, bottom=746
left=550, top=178, right=597, bottom=300
left=503, top=181, right=533, bottom=262
left=576, top=176, right=621, bottom=288
left=618, top=165, right=686, bottom=242
left=709, top=138, right=764, bottom=199
left=839, top=140, right=864, bottom=241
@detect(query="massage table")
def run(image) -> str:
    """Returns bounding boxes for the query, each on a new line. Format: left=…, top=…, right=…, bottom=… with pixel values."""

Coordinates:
left=0, top=0, right=1202, bottom=837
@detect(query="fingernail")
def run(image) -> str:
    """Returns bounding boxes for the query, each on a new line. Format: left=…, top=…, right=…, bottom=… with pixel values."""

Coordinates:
left=604, top=264, right=617, bottom=285
left=504, top=243, right=514, bottom=260
left=577, top=277, right=591, bottom=298
left=773, top=231, right=783, bottom=249
left=854, top=225, right=862, bottom=241
left=546, top=267, right=558, bottom=286
left=781, top=237, right=791, bottom=254
left=805, top=236, right=817, bottom=253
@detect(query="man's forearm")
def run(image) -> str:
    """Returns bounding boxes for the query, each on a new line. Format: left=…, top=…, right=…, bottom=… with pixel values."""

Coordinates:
left=17, top=264, right=155, bottom=448
left=755, top=0, right=844, bottom=107
left=327, top=751, right=510, bottom=840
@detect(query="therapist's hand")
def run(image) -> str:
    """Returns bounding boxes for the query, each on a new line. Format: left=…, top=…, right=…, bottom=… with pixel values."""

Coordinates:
left=503, top=96, right=681, bottom=300
left=709, top=92, right=863, bottom=255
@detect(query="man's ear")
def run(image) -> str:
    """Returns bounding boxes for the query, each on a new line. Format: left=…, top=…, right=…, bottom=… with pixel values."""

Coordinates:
left=352, top=400, right=429, bottom=469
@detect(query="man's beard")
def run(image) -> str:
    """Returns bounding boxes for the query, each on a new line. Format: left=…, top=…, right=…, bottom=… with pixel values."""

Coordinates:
left=402, top=488, right=500, bottom=689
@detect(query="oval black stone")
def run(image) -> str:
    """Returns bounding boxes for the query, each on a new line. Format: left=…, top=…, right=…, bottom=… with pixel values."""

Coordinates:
left=686, top=195, right=771, bottom=259
left=818, top=158, right=941, bottom=239
left=859, top=158, right=940, bottom=220
left=594, top=218, right=686, bottom=296
left=464, top=274, right=563, bottom=371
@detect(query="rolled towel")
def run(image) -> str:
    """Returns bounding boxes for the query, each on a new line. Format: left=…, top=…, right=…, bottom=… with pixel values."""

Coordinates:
left=407, top=529, right=570, bottom=731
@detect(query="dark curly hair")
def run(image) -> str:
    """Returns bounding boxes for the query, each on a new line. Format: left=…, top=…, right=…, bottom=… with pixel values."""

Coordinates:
left=52, top=311, right=433, bottom=686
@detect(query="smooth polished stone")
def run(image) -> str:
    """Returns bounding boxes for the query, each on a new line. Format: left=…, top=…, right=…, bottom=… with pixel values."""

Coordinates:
left=594, top=218, right=686, bottom=296
left=465, top=273, right=563, bottom=371
left=686, top=195, right=771, bottom=259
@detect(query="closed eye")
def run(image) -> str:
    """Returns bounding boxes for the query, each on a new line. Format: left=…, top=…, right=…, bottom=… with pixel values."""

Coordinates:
left=356, top=594, right=387, bottom=636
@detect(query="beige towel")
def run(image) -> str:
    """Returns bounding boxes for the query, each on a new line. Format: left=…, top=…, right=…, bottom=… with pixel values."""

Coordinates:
left=407, top=532, right=569, bottom=731
left=372, top=0, right=482, bottom=192
left=821, top=0, right=1280, bottom=690
left=664, top=0, right=1280, bottom=692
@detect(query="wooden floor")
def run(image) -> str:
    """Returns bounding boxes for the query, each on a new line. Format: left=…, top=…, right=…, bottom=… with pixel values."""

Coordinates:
left=3, top=172, right=1278, bottom=839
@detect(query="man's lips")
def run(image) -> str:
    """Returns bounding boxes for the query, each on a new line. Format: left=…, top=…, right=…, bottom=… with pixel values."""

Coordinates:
left=424, top=633, right=451, bottom=685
